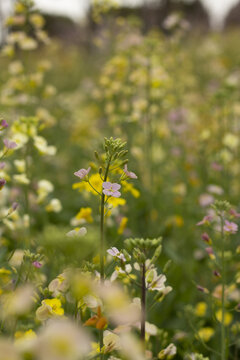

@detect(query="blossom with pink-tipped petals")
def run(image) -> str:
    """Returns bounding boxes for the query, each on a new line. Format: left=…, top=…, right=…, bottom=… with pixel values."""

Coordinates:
left=74, top=167, right=91, bottom=179
left=123, top=165, right=138, bottom=179
left=102, top=182, right=121, bottom=198
left=223, top=220, right=238, bottom=234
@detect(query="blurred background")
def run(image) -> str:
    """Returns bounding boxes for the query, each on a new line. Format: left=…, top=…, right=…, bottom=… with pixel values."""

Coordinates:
left=2, top=0, right=240, bottom=45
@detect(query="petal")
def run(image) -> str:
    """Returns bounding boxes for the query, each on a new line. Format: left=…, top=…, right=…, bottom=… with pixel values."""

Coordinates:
left=103, top=189, right=113, bottom=196
left=113, top=191, right=121, bottom=198
left=112, top=183, right=121, bottom=190
left=103, top=181, right=112, bottom=190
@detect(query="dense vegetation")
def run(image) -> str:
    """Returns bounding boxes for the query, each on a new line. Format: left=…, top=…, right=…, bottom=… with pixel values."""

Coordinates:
left=0, top=1, right=240, bottom=359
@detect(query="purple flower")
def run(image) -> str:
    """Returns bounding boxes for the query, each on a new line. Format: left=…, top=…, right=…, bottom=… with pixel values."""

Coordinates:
left=196, top=215, right=213, bottom=226
left=8, top=202, right=19, bottom=215
left=196, top=285, right=209, bottom=294
left=223, top=220, right=238, bottom=234
left=102, top=182, right=121, bottom=198
left=74, top=167, right=91, bottom=179
left=0, top=119, right=8, bottom=129
left=213, top=270, right=221, bottom=278
left=123, top=165, right=137, bottom=179
left=0, top=178, right=6, bottom=190
left=12, top=202, right=19, bottom=211
left=0, top=162, right=5, bottom=169
left=32, top=261, right=42, bottom=268
left=3, top=139, right=17, bottom=149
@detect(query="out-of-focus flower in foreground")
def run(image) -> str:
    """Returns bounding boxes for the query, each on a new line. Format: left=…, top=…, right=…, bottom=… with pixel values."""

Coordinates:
left=223, top=220, right=238, bottom=234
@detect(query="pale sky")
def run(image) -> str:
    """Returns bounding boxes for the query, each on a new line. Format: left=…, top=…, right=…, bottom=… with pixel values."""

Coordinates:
left=33, top=0, right=240, bottom=27
left=1, top=0, right=240, bottom=28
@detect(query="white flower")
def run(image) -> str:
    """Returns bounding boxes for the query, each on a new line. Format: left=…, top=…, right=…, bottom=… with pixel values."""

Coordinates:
left=107, top=247, right=126, bottom=261
left=66, top=227, right=87, bottom=238
left=37, top=180, right=54, bottom=203
left=34, top=136, right=56, bottom=156
left=45, top=199, right=62, bottom=213
left=13, top=173, right=30, bottom=185
left=158, top=343, right=177, bottom=359
left=14, top=159, right=26, bottom=173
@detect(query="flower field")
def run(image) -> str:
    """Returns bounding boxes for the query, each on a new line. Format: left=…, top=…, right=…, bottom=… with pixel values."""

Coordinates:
left=1, top=1, right=240, bottom=359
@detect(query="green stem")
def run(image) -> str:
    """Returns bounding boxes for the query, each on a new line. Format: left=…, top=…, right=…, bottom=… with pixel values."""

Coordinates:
left=141, top=262, right=146, bottom=350
left=99, top=156, right=111, bottom=359
left=220, top=215, right=226, bottom=360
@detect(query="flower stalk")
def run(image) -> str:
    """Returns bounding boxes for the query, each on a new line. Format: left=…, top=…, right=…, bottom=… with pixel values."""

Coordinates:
left=220, top=214, right=226, bottom=360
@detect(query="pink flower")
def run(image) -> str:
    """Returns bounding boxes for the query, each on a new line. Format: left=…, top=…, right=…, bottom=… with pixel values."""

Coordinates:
left=0, top=119, right=8, bottom=129
left=0, top=162, right=5, bottom=169
left=123, top=165, right=137, bottom=179
left=196, top=215, right=213, bottom=226
left=102, top=182, right=121, bottom=197
left=213, top=270, right=221, bottom=278
left=206, top=247, right=215, bottom=260
left=201, top=232, right=211, bottom=244
left=223, top=220, right=238, bottom=234
left=196, top=285, right=209, bottom=294
left=229, top=209, right=240, bottom=218
left=211, top=162, right=223, bottom=172
left=74, top=167, right=91, bottom=179
left=0, top=179, right=6, bottom=190
left=3, top=139, right=17, bottom=149
left=32, top=261, right=42, bottom=268
left=199, top=193, right=214, bottom=207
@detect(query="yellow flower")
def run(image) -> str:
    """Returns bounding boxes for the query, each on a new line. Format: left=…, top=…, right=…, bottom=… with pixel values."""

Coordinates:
left=14, top=329, right=36, bottom=341
left=118, top=217, right=128, bottom=235
left=73, top=173, right=102, bottom=195
left=122, top=181, right=140, bottom=198
left=29, top=14, right=45, bottom=28
left=76, top=207, right=93, bottom=223
left=36, top=298, right=64, bottom=321
left=215, top=310, right=233, bottom=326
left=198, top=327, right=214, bottom=342
left=108, top=197, right=126, bottom=208
left=195, top=302, right=207, bottom=317
left=223, top=133, right=239, bottom=149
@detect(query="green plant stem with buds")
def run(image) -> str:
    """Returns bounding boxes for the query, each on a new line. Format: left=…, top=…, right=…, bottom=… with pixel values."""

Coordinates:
left=99, top=157, right=112, bottom=360
left=100, top=156, right=112, bottom=283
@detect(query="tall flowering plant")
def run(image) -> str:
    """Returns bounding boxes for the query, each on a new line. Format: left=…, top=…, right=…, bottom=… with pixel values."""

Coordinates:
left=73, top=136, right=138, bottom=354
left=196, top=200, right=240, bottom=359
